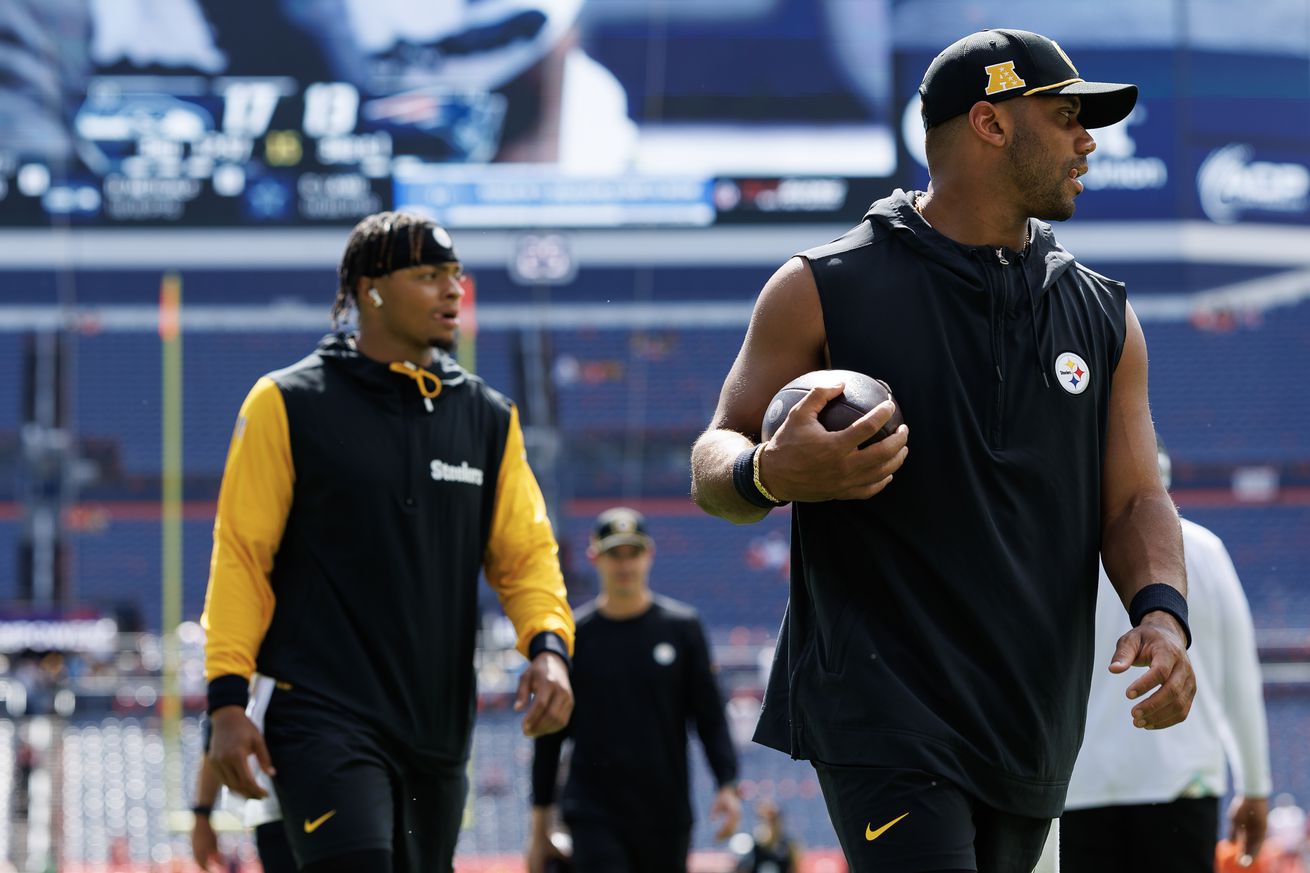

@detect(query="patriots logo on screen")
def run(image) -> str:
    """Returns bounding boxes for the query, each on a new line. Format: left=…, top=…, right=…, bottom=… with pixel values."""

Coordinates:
left=1054, top=352, right=1091, bottom=395
left=362, top=89, right=507, bottom=163
left=984, top=61, right=1027, bottom=95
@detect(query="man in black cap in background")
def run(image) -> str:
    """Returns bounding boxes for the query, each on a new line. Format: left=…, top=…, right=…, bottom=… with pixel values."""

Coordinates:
left=691, top=28, right=1195, bottom=873
left=529, top=507, right=741, bottom=873
left=203, top=210, right=575, bottom=873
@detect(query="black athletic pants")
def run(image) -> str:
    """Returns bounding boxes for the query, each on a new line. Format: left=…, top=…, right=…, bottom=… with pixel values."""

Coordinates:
left=565, top=818, right=692, bottom=873
left=263, top=686, right=468, bottom=872
left=1061, top=797, right=1219, bottom=873
left=814, top=762, right=1051, bottom=873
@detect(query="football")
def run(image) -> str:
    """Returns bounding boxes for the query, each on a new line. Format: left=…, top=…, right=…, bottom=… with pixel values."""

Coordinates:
left=760, top=369, right=904, bottom=449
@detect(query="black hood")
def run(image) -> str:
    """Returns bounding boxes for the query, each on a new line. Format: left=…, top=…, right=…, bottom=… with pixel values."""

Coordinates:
left=314, top=332, right=470, bottom=398
left=866, top=189, right=1078, bottom=297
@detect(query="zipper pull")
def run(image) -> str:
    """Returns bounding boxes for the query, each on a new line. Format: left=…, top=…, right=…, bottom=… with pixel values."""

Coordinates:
left=995, top=248, right=1009, bottom=265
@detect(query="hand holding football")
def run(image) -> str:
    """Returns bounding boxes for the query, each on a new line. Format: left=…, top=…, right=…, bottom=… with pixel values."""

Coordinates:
left=760, top=369, right=904, bottom=449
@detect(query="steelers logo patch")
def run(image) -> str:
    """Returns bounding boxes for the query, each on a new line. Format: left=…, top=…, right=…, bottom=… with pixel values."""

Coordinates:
left=653, top=642, right=677, bottom=666
left=1055, top=352, right=1091, bottom=395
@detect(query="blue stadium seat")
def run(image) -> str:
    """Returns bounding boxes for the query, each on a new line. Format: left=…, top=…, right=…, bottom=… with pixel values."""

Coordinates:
left=71, top=329, right=511, bottom=483
left=1264, top=690, right=1310, bottom=810
left=1146, top=300, right=1310, bottom=463
left=0, top=341, right=20, bottom=435
left=549, top=328, right=736, bottom=434
left=468, top=329, right=517, bottom=403
left=69, top=519, right=216, bottom=630
left=183, top=332, right=324, bottom=476
left=0, top=522, right=18, bottom=601
left=1182, top=505, right=1310, bottom=630
left=72, top=331, right=321, bottom=479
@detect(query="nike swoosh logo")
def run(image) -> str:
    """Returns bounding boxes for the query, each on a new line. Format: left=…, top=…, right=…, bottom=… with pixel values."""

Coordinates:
left=865, top=812, right=909, bottom=842
left=304, top=810, right=337, bottom=833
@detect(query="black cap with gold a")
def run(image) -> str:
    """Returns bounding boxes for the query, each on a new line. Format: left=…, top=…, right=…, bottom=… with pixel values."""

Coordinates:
left=919, top=28, right=1137, bottom=130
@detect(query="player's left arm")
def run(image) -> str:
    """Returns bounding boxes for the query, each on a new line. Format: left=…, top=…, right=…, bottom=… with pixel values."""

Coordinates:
left=686, top=618, right=741, bottom=839
left=1100, top=301, right=1194, bottom=729
left=484, top=404, right=574, bottom=736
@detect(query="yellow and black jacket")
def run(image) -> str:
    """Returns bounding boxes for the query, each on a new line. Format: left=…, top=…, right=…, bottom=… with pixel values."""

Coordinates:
left=202, top=334, right=573, bottom=766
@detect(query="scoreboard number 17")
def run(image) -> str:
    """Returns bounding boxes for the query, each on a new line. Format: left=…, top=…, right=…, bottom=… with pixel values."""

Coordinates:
left=221, top=81, right=360, bottom=139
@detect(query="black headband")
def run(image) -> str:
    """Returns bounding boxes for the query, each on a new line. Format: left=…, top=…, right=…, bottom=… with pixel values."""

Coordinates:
left=367, top=224, right=459, bottom=277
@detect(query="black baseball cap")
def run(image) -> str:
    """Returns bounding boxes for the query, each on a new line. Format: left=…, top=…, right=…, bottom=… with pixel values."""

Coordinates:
left=592, top=507, right=652, bottom=553
left=919, top=29, right=1137, bottom=130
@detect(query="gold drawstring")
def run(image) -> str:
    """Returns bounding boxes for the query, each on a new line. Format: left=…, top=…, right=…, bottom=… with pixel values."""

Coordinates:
left=389, top=361, right=442, bottom=411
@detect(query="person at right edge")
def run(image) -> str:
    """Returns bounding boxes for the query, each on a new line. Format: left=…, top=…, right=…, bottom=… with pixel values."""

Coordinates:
left=689, top=29, right=1197, bottom=873
left=1062, top=438, right=1272, bottom=872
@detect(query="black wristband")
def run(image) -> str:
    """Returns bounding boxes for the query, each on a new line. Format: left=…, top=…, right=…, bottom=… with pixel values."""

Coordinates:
left=528, top=631, right=571, bottom=672
left=207, top=674, right=250, bottom=715
left=192, top=804, right=213, bottom=818
left=733, top=446, right=784, bottom=509
left=1128, top=584, right=1192, bottom=649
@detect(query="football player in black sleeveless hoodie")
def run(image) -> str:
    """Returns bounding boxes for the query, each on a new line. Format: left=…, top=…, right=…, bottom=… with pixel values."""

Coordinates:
left=691, top=29, right=1195, bottom=873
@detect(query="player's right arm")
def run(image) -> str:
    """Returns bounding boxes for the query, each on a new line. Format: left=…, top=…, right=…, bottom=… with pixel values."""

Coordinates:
left=201, top=376, right=293, bottom=798
left=690, top=257, right=907, bottom=524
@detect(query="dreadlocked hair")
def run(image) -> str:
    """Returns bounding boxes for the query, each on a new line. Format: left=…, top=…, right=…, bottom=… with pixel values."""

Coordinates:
left=332, top=211, right=438, bottom=328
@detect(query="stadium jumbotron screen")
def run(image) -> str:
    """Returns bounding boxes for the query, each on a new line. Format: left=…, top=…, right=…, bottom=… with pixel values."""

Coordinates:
left=0, top=0, right=897, bottom=229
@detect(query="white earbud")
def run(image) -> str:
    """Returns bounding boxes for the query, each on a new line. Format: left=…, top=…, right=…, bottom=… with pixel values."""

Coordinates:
left=367, top=287, right=384, bottom=308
